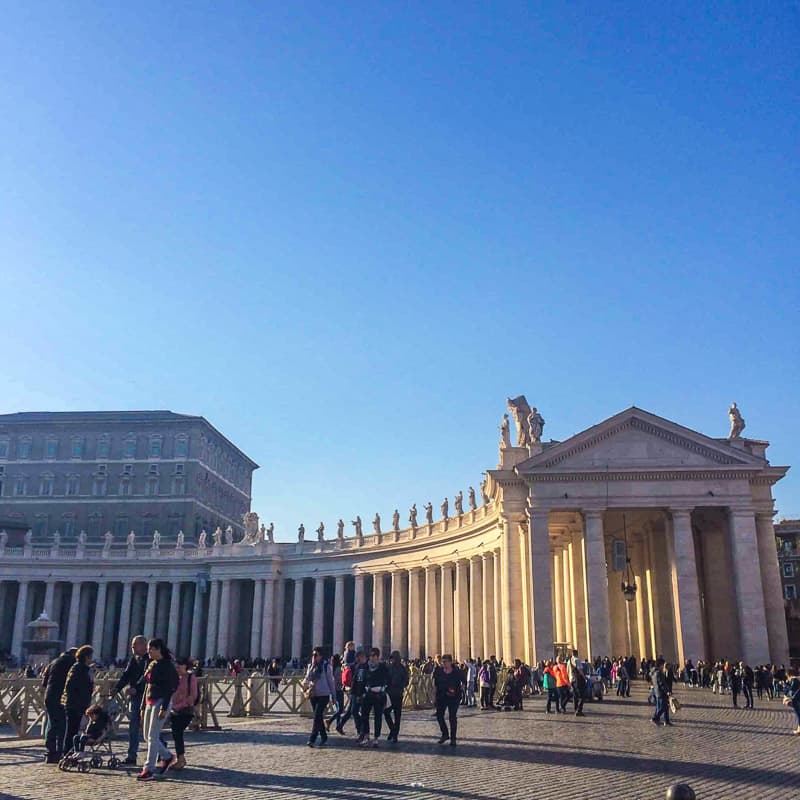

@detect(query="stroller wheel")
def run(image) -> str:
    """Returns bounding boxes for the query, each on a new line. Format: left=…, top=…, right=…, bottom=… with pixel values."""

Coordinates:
left=107, top=756, right=119, bottom=769
left=77, top=761, right=90, bottom=773
left=91, top=755, right=103, bottom=769
left=58, top=758, right=68, bottom=771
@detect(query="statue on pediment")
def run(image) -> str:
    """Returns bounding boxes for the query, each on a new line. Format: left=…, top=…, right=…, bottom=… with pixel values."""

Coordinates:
left=528, top=407, right=545, bottom=444
left=507, top=395, right=532, bottom=447
left=176, top=531, right=184, bottom=549
left=266, top=522, right=274, bottom=543
left=373, top=514, right=381, bottom=535
left=409, top=504, right=418, bottom=528
left=152, top=530, right=161, bottom=549
left=24, top=529, right=33, bottom=546
left=424, top=503, right=433, bottom=524
left=242, top=512, right=260, bottom=543
left=127, top=530, right=136, bottom=547
left=499, top=413, right=511, bottom=449
left=337, top=519, right=345, bottom=540
left=316, top=522, right=325, bottom=541
left=480, top=477, right=489, bottom=504
left=103, top=531, right=113, bottom=551
left=468, top=487, right=476, bottom=510
left=298, top=523, right=305, bottom=542
left=454, top=491, right=463, bottom=516
left=212, top=527, right=223, bottom=547
left=225, top=526, right=234, bottom=546
left=351, top=516, right=363, bottom=539
left=198, top=530, right=207, bottom=549
left=392, top=509, right=400, bottom=533
left=728, top=402, right=745, bottom=439
left=77, top=530, right=87, bottom=546
left=440, top=497, right=449, bottom=520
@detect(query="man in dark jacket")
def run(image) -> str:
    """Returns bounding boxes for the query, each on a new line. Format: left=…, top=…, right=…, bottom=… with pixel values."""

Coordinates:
left=61, top=645, right=94, bottom=753
left=42, top=648, right=76, bottom=763
left=383, top=651, right=410, bottom=743
left=650, top=659, right=672, bottom=726
left=115, top=635, right=148, bottom=765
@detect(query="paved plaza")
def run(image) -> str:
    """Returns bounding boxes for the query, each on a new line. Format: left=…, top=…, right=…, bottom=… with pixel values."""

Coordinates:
left=1, top=685, right=798, bottom=800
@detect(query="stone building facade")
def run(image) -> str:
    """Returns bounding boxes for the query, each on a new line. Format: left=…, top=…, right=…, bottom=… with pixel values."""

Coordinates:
left=0, top=411, right=257, bottom=542
left=0, top=405, right=791, bottom=669
left=775, top=518, right=800, bottom=664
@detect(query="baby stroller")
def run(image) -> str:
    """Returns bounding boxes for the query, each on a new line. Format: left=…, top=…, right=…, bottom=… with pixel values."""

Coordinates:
left=59, top=700, right=122, bottom=773
left=496, top=678, right=522, bottom=711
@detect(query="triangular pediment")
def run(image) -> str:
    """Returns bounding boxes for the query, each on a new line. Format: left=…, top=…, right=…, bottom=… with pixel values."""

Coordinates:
left=517, top=407, right=765, bottom=473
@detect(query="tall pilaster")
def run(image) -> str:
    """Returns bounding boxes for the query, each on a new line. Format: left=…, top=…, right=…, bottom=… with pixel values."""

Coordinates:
left=493, top=548, right=503, bottom=658
left=332, top=575, right=345, bottom=655
left=43, top=581, right=55, bottom=618
left=407, top=568, right=422, bottom=659
left=205, top=580, right=220, bottom=660
left=390, top=570, right=405, bottom=656
left=569, top=530, right=588, bottom=656
left=167, top=582, right=181, bottom=651
left=312, top=576, right=325, bottom=649
left=481, top=552, right=494, bottom=659
left=66, top=582, right=81, bottom=648
left=527, top=508, right=554, bottom=664
left=562, top=546, right=573, bottom=646
left=144, top=581, right=157, bottom=638
left=372, top=573, right=386, bottom=654
left=353, top=573, right=365, bottom=648
left=728, top=509, right=771, bottom=665
left=291, top=579, right=304, bottom=660
left=583, top=510, right=611, bottom=660
left=116, top=582, right=133, bottom=661
left=755, top=512, right=790, bottom=664
left=190, top=580, right=204, bottom=659
left=499, top=512, right=525, bottom=661
left=91, top=581, right=108, bottom=657
left=469, top=556, right=483, bottom=660
left=440, top=563, right=454, bottom=656
left=454, top=560, right=470, bottom=660
left=11, top=580, right=30, bottom=657
left=424, top=565, right=439, bottom=657
left=217, top=579, right=231, bottom=656
left=260, top=578, right=275, bottom=659
left=553, top=549, right=564, bottom=642
left=251, top=579, right=264, bottom=659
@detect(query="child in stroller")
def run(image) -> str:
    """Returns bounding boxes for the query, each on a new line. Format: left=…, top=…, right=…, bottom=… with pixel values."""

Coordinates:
left=496, top=670, right=523, bottom=711
left=59, top=701, right=121, bottom=772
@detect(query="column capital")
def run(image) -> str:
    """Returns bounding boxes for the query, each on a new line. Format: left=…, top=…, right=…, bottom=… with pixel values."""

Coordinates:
left=754, top=508, right=777, bottom=521
left=728, top=505, right=756, bottom=518
left=583, top=509, right=604, bottom=521
left=669, top=507, right=695, bottom=519
left=529, top=508, right=550, bottom=522
left=408, top=566, right=423, bottom=576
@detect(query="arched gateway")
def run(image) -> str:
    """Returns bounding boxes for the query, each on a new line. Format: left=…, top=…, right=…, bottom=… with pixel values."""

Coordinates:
left=0, top=403, right=790, bottom=668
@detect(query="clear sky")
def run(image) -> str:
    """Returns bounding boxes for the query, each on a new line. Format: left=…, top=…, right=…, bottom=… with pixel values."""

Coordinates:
left=1, top=2, right=798, bottom=538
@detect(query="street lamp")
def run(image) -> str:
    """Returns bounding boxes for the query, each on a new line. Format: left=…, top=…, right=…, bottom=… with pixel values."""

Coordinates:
left=620, top=514, right=637, bottom=602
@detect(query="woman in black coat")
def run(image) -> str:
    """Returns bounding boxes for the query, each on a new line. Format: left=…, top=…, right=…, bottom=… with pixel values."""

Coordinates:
left=61, top=645, right=94, bottom=754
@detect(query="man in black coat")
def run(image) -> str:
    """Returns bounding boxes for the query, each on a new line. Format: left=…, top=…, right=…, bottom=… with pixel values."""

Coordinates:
left=650, top=658, right=672, bottom=726
left=114, top=635, right=148, bottom=765
left=41, top=648, right=76, bottom=763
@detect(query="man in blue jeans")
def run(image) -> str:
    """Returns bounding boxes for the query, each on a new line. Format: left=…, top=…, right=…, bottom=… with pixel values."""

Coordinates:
left=114, top=635, right=149, bottom=765
left=651, top=658, right=672, bottom=726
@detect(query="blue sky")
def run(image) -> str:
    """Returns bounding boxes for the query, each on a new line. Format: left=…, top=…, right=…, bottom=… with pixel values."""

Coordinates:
left=1, top=2, right=798, bottom=536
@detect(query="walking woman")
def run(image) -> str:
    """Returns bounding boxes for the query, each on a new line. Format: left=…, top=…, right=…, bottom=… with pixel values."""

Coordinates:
left=785, top=666, right=800, bottom=735
left=137, top=638, right=179, bottom=782
left=434, top=654, right=464, bottom=747
left=61, top=645, right=94, bottom=755
left=169, top=657, right=198, bottom=770
left=324, top=653, right=344, bottom=733
left=383, top=650, right=409, bottom=743
left=361, top=648, right=389, bottom=747
left=303, top=647, right=336, bottom=748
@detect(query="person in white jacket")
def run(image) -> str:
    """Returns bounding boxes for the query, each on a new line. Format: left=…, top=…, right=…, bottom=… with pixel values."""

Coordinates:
left=304, top=648, right=336, bottom=748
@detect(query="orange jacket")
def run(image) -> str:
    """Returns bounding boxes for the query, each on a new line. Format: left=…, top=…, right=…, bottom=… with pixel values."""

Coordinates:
left=554, top=663, right=569, bottom=688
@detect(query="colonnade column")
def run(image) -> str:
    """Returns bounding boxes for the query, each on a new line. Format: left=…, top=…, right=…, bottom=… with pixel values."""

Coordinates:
left=291, top=579, right=304, bottom=661
left=493, top=549, right=503, bottom=659
left=553, top=550, right=564, bottom=642
left=481, top=552, right=494, bottom=658
left=260, top=578, right=275, bottom=659
left=11, top=580, right=29, bottom=657
left=440, top=564, right=454, bottom=655
left=43, top=580, right=55, bottom=618
left=372, top=573, right=386, bottom=654
left=454, top=560, right=469, bottom=660
left=728, top=509, right=771, bottom=665
left=205, top=580, right=220, bottom=660
left=407, top=568, right=422, bottom=659
left=217, top=579, right=231, bottom=657
left=528, top=509, right=554, bottom=664
left=251, top=579, right=264, bottom=658
left=390, top=571, right=405, bottom=656
left=272, top=579, right=285, bottom=659
left=562, top=546, right=574, bottom=646
left=570, top=529, right=588, bottom=657
left=500, top=512, right=525, bottom=661
left=91, top=581, right=107, bottom=656
left=333, top=575, right=345, bottom=654
left=167, top=582, right=181, bottom=650
left=754, top=511, right=790, bottom=664
left=190, top=580, right=204, bottom=659
left=353, top=573, right=365, bottom=648
left=116, top=582, right=133, bottom=661
left=424, top=566, right=439, bottom=657
left=583, top=510, right=611, bottom=660
left=469, top=557, right=483, bottom=660
left=66, top=582, right=81, bottom=648
left=312, top=577, right=324, bottom=649
left=144, top=581, right=157, bottom=638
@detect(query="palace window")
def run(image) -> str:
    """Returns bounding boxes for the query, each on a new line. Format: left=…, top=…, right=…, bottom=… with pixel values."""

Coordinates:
left=172, top=477, right=185, bottom=495
left=123, top=464, right=133, bottom=476
left=40, top=474, right=54, bottom=496
left=149, top=436, right=162, bottom=458
left=63, top=519, right=75, bottom=537
left=119, top=478, right=132, bottom=497
left=70, top=437, right=83, bottom=458
left=785, top=584, right=797, bottom=600
left=18, top=438, right=32, bottom=459
left=175, top=436, right=188, bottom=458
left=0, top=439, right=8, bottom=458
left=123, top=437, right=136, bottom=458
left=45, top=438, right=58, bottom=459
left=34, top=516, right=48, bottom=537
left=175, top=464, right=184, bottom=475
left=66, top=475, right=79, bottom=496
left=149, top=464, right=159, bottom=475
left=612, top=540, right=627, bottom=572
left=146, top=477, right=159, bottom=496
left=115, top=517, right=129, bottom=537
left=783, top=562, right=795, bottom=579
left=96, top=436, right=111, bottom=459
left=14, top=476, right=27, bottom=496
left=92, top=478, right=107, bottom=497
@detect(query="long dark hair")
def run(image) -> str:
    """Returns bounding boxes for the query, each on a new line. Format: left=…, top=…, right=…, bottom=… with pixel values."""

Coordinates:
left=147, top=638, right=173, bottom=661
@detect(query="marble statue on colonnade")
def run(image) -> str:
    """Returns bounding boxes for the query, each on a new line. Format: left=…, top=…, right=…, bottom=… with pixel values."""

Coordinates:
left=480, top=477, right=489, bottom=504
left=225, top=526, right=234, bottom=545
left=127, top=530, right=136, bottom=548
left=103, top=531, right=113, bottom=551
left=212, top=527, right=223, bottom=547
left=528, top=407, right=545, bottom=444
left=52, top=530, right=60, bottom=547
left=454, top=491, right=464, bottom=516
left=152, top=530, right=161, bottom=549
left=242, top=512, right=260, bottom=544
left=337, top=519, right=345, bottom=540
left=424, top=503, right=433, bottom=524
left=728, top=402, right=746, bottom=439
left=198, top=530, right=207, bottom=549
left=24, top=529, right=32, bottom=545
left=468, top=486, right=476, bottom=510
left=77, top=531, right=86, bottom=546
left=507, top=395, right=532, bottom=446
left=316, top=522, right=325, bottom=541
left=176, top=531, right=184, bottom=548
left=0, top=530, right=7, bottom=551
left=373, top=514, right=381, bottom=535
left=499, top=413, right=511, bottom=449
left=352, top=516, right=364, bottom=543
left=266, top=522, right=274, bottom=543
left=409, top=504, right=418, bottom=528
left=298, top=524, right=305, bottom=542
left=392, top=509, right=400, bottom=533
left=441, top=497, right=449, bottom=519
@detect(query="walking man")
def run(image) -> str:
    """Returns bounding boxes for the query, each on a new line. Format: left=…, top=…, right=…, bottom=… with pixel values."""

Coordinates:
left=651, top=658, right=672, bottom=726
left=114, top=635, right=149, bottom=765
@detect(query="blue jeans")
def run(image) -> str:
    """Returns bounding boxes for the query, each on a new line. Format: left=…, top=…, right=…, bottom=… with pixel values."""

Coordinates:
left=652, top=696, right=670, bottom=724
left=127, top=702, right=141, bottom=760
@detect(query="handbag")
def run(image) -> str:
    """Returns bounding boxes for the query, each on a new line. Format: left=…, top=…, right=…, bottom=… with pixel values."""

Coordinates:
left=669, top=696, right=681, bottom=714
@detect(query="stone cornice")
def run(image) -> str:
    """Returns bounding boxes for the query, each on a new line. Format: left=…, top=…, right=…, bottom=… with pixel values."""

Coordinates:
left=523, top=468, right=765, bottom=483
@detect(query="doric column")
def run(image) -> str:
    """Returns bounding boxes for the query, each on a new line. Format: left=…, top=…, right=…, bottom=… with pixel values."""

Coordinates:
left=569, top=530, right=588, bottom=657
left=144, top=581, right=157, bottom=638
left=755, top=512, right=790, bottom=664
left=272, top=579, right=285, bottom=659
left=167, top=582, right=181, bottom=651
left=481, top=552, right=494, bottom=658
left=553, top=549, right=564, bottom=642
left=527, top=507, right=554, bottom=665
left=667, top=509, right=706, bottom=665
left=205, top=580, right=220, bottom=660
left=390, top=570, right=404, bottom=656
left=728, top=509, right=771, bottom=665
left=440, top=563, right=454, bottom=655
left=424, top=565, right=439, bottom=657
left=43, top=580, right=56, bottom=618
left=291, top=579, right=304, bottom=660
left=454, top=560, right=470, bottom=660
left=499, top=512, right=525, bottom=661
left=493, top=548, right=503, bottom=659
left=353, top=573, right=365, bottom=648
left=190, top=580, right=204, bottom=659
left=562, top=546, right=574, bottom=646
left=66, top=582, right=81, bottom=647
left=407, top=567, right=422, bottom=659
left=312, top=576, right=325, bottom=649
left=116, top=582, right=133, bottom=661
left=260, top=578, right=275, bottom=659
left=11, top=580, right=30, bottom=658
left=91, top=581, right=108, bottom=657
left=333, top=575, right=345, bottom=655
left=469, top=556, right=483, bottom=660
left=217, top=579, right=231, bottom=657
left=583, top=510, right=611, bottom=660
left=372, top=573, right=386, bottom=654
left=251, top=579, right=264, bottom=659
left=630, top=539, right=650, bottom=659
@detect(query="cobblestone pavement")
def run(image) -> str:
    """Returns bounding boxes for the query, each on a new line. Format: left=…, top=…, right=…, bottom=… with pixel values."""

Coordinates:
left=1, top=685, right=798, bottom=800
